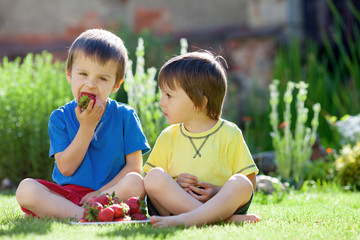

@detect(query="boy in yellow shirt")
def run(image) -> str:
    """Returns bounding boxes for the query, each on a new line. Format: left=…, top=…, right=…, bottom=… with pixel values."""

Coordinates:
left=143, top=51, right=259, bottom=227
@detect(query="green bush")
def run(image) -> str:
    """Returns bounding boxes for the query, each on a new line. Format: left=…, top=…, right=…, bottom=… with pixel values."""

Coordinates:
left=303, top=159, right=336, bottom=183
left=335, top=142, right=360, bottom=190
left=0, top=52, right=72, bottom=184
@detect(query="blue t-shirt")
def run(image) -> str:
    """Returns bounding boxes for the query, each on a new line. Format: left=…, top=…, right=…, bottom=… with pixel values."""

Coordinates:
left=48, top=99, right=150, bottom=190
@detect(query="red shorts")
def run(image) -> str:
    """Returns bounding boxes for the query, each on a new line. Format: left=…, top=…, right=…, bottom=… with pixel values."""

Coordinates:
left=20, top=179, right=94, bottom=217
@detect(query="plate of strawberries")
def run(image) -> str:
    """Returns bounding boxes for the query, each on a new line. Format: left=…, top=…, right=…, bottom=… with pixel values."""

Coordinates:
left=74, top=193, right=150, bottom=225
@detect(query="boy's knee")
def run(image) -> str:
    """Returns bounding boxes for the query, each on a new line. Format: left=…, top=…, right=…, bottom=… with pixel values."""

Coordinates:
left=16, top=178, right=38, bottom=204
left=125, top=172, right=143, bottom=182
left=124, top=172, right=144, bottom=189
left=144, top=167, right=167, bottom=191
left=229, top=174, right=253, bottom=197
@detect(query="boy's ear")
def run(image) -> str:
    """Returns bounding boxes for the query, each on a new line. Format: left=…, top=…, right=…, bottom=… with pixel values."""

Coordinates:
left=195, top=96, right=208, bottom=113
left=201, top=96, right=208, bottom=110
left=66, top=69, right=71, bottom=83
left=112, top=78, right=124, bottom=93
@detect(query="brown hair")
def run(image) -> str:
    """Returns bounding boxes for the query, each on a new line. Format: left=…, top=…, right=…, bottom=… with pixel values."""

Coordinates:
left=158, top=51, right=227, bottom=120
left=66, top=29, right=128, bottom=85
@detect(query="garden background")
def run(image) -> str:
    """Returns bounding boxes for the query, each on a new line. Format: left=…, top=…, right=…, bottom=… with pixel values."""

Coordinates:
left=0, top=0, right=359, bottom=239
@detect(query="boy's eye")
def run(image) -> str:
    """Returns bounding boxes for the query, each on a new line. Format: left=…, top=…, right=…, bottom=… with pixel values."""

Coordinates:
left=99, top=77, right=107, bottom=81
left=166, top=94, right=171, bottom=98
left=79, top=72, right=87, bottom=76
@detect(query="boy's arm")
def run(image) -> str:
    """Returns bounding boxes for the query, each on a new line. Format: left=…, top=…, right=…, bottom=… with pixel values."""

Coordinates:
left=98, top=150, right=143, bottom=192
left=189, top=172, right=256, bottom=202
left=55, top=101, right=104, bottom=176
left=247, top=172, right=256, bottom=190
left=54, top=125, right=94, bottom=176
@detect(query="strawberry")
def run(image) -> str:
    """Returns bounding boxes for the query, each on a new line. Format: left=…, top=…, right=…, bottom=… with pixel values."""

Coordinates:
left=131, top=213, right=147, bottom=220
left=125, top=197, right=146, bottom=215
left=78, top=92, right=96, bottom=111
left=97, top=207, right=115, bottom=222
left=89, top=194, right=111, bottom=207
left=110, top=203, right=130, bottom=218
left=112, top=197, right=122, bottom=204
left=78, top=218, right=89, bottom=223
left=83, top=201, right=103, bottom=222
left=114, top=216, right=132, bottom=222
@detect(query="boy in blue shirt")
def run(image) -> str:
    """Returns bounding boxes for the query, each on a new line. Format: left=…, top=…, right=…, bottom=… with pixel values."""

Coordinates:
left=16, top=29, right=150, bottom=219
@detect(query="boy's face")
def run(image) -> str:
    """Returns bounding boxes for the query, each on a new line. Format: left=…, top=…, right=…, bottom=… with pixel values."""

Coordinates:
left=159, top=83, right=200, bottom=125
left=66, top=52, right=121, bottom=106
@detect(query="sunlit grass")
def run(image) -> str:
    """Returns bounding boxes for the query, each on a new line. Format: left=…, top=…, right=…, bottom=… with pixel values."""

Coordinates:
left=1, top=188, right=359, bottom=240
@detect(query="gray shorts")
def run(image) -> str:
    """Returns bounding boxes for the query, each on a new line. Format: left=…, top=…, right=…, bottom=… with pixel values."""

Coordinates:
left=146, top=192, right=254, bottom=216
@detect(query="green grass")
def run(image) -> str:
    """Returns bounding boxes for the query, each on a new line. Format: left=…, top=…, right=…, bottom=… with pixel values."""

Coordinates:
left=1, top=189, right=359, bottom=240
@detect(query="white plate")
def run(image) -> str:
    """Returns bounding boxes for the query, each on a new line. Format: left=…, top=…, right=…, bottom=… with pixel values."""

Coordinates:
left=72, top=218, right=151, bottom=225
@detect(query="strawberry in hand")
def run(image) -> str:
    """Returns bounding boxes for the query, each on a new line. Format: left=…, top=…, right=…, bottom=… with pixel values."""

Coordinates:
left=78, top=92, right=96, bottom=111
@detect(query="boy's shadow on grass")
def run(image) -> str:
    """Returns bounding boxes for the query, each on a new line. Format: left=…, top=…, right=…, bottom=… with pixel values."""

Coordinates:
left=98, top=223, right=181, bottom=238
left=0, top=217, right=54, bottom=237
left=98, top=223, right=223, bottom=238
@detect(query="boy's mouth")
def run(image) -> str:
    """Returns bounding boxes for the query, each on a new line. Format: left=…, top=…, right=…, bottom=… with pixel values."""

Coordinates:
left=78, top=92, right=96, bottom=110
left=79, top=92, right=96, bottom=99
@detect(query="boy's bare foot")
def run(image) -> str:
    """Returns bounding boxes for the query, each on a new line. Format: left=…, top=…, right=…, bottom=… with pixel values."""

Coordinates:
left=150, top=213, right=260, bottom=228
left=150, top=215, right=186, bottom=228
left=226, top=214, right=260, bottom=224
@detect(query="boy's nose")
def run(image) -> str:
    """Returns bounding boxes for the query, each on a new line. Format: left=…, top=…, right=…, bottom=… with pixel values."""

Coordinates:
left=86, top=78, right=96, bottom=88
left=159, top=96, right=165, bottom=107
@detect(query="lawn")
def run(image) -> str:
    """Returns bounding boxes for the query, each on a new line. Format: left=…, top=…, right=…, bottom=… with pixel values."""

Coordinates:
left=0, top=188, right=359, bottom=240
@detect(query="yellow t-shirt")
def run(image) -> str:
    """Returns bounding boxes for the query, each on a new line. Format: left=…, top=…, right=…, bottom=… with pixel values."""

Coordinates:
left=143, top=119, right=258, bottom=186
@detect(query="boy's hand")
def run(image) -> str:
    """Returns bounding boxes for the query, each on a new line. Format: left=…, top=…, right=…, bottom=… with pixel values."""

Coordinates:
left=188, top=181, right=216, bottom=203
left=75, top=97, right=105, bottom=130
left=79, top=191, right=99, bottom=206
left=176, top=173, right=197, bottom=192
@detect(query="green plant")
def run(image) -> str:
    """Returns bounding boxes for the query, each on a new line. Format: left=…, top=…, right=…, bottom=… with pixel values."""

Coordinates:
left=335, top=142, right=360, bottom=190
left=123, top=37, right=165, bottom=149
left=327, top=114, right=360, bottom=145
left=0, top=52, right=72, bottom=183
left=303, top=159, right=336, bottom=183
left=272, top=1, right=360, bottom=149
left=269, top=79, right=321, bottom=186
left=123, top=38, right=189, bottom=150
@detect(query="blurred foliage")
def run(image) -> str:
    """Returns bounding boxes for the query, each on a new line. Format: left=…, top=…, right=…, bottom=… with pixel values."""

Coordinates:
left=335, top=143, right=360, bottom=190
left=272, top=0, right=360, bottom=150
left=123, top=37, right=168, bottom=152
left=0, top=52, right=72, bottom=183
left=269, top=80, right=320, bottom=187
left=303, top=159, right=336, bottom=183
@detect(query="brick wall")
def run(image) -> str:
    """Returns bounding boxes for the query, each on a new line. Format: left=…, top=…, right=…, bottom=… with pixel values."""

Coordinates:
left=0, top=0, right=288, bottom=124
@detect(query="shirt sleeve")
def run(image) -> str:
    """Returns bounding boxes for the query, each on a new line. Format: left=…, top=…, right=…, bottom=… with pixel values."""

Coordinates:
left=143, top=131, right=169, bottom=173
left=48, top=110, right=70, bottom=158
left=229, top=129, right=258, bottom=176
left=122, top=108, right=150, bottom=155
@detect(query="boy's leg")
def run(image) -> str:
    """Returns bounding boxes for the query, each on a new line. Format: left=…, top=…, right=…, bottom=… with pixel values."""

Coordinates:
left=16, top=178, right=84, bottom=219
left=144, top=167, right=203, bottom=216
left=103, top=172, right=146, bottom=201
left=151, top=173, right=259, bottom=228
